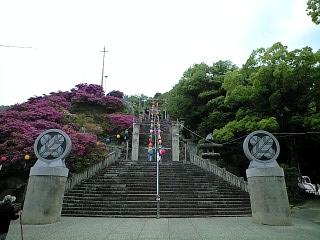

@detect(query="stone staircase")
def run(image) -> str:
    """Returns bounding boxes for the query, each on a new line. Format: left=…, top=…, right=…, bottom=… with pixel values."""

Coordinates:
left=62, top=160, right=251, bottom=217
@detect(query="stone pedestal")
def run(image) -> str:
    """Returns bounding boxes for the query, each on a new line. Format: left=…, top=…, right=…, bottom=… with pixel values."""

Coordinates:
left=22, top=167, right=68, bottom=225
left=246, top=167, right=292, bottom=226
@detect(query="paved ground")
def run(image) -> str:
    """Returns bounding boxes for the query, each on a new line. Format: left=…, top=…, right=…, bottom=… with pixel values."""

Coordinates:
left=6, top=215, right=320, bottom=240
left=6, top=199, right=320, bottom=240
left=290, top=198, right=320, bottom=224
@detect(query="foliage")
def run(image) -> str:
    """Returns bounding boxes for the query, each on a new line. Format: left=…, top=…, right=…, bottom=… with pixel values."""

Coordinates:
left=215, top=43, right=320, bottom=144
left=227, top=43, right=320, bottom=177
left=107, top=90, right=124, bottom=99
left=0, top=106, right=9, bottom=111
left=0, top=84, right=129, bottom=178
left=125, top=94, right=148, bottom=112
left=213, top=117, right=279, bottom=142
left=105, top=96, right=124, bottom=113
left=166, top=60, right=237, bottom=136
left=280, top=163, right=305, bottom=203
left=0, top=93, right=70, bottom=164
left=165, top=42, right=320, bottom=180
left=70, top=83, right=124, bottom=113
left=306, top=0, right=320, bottom=25
left=103, top=113, right=137, bottom=133
left=65, top=129, right=106, bottom=173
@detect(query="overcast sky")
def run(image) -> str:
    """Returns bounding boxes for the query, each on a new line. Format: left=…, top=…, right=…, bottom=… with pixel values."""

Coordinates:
left=0, top=0, right=319, bottom=106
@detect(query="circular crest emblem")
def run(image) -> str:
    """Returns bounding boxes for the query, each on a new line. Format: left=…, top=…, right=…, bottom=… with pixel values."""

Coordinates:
left=243, top=130, right=280, bottom=163
left=34, top=129, right=72, bottom=163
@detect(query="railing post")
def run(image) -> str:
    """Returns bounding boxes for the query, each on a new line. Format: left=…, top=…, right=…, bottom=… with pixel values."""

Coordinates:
left=205, top=159, right=210, bottom=171
left=221, top=168, right=226, bottom=181
left=184, top=141, right=187, bottom=163
left=239, top=177, right=244, bottom=190
left=185, top=141, right=249, bottom=192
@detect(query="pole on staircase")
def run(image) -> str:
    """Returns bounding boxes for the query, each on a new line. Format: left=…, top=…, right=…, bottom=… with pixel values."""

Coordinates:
left=156, top=158, right=160, bottom=218
left=154, top=105, right=160, bottom=218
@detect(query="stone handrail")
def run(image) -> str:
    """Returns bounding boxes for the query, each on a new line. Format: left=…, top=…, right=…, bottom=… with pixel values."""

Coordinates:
left=188, top=151, right=248, bottom=192
left=64, top=149, right=121, bottom=192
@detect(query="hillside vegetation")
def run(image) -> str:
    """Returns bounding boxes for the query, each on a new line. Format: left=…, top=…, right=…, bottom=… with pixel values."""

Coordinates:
left=0, top=83, right=135, bottom=180
left=164, top=42, right=320, bottom=183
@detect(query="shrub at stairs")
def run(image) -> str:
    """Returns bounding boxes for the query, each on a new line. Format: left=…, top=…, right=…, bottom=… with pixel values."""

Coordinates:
left=0, top=83, right=133, bottom=195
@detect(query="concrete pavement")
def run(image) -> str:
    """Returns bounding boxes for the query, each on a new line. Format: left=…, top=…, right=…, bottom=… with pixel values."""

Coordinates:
left=6, top=216, right=320, bottom=240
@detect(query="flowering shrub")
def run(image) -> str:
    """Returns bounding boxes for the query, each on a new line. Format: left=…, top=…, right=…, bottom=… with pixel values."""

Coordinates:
left=82, top=123, right=103, bottom=135
left=63, top=129, right=107, bottom=172
left=27, top=93, right=72, bottom=112
left=105, top=96, right=124, bottom=113
left=71, top=83, right=124, bottom=113
left=0, top=92, right=71, bottom=158
left=107, top=90, right=124, bottom=99
left=103, top=113, right=137, bottom=133
left=68, top=131, right=98, bottom=156
left=70, top=83, right=105, bottom=98
left=0, top=120, right=42, bottom=162
left=0, top=83, right=129, bottom=176
left=70, top=83, right=106, bottom=106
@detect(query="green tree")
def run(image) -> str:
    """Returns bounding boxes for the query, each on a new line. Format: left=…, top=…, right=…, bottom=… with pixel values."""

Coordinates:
left=214, top=42, right=320, bottom=169
left=124, top=94, right=152, bottom=117
left=0, top=105, right=9, bottom=111
left=306, top=0, right=320, bottom=25
left=166, top=61, right=237, bottom=136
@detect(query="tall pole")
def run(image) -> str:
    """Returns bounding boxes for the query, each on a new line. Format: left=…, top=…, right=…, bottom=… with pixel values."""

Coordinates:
left=100, top=46, right=109, bottom=87
left=155, top=109, right=160, bottom=218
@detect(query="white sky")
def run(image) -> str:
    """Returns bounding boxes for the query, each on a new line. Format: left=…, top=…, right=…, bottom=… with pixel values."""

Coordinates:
left=0, top=0, right=319, bottom=106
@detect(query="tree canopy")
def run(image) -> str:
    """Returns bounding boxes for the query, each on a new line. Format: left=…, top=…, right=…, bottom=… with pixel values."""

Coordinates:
left=306, top=0, right=320, bottom=25
left=166, top=60, right=238, bottom=137
left=165, top=42, right=320, bottom=181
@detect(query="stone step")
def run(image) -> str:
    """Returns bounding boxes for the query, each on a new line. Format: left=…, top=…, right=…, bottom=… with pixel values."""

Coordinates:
left=63, top=195, right=249, bottom=201
left=63, top=203, right=251, bottom=209
left=61, top=209, right=251, bottom=217
left=82, top=179, right=234, bottom=184
left=66, top=191, right=248, bottom=198
left=63, top=199, right=250, bottom=204
left=62, top=160, right=251, bottom=217
left=71, top=183, right=245, bottom=189
left=62, top=206, right=251, bottom=212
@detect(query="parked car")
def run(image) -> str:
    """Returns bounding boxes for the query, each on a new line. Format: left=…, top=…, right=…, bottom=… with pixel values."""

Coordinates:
left=298, top=176, right=320, bottom=195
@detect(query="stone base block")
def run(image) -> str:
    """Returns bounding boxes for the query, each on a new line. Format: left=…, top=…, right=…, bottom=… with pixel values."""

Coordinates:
left=22, top=167, right=68, bottom=225
left=246, top=167, right=292, bottom=226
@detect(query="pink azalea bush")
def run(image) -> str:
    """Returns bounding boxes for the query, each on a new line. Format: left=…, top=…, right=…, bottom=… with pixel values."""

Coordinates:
left=107, top=90, right=124, bottom=99
left=70, top=83, right=106, bottom=106
left=0, top=84, right=127, bottom=175
left=105, top=96, right=124, bottom=113
left=104, top=113, right=137, bottom=133
left=70, top=83, right=124, bottom=113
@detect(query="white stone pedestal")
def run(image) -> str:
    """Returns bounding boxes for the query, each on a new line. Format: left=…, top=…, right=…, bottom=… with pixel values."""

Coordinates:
left=246, top=167, right=292, bottom=226
left=22, top=167, right=68, bottom=225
